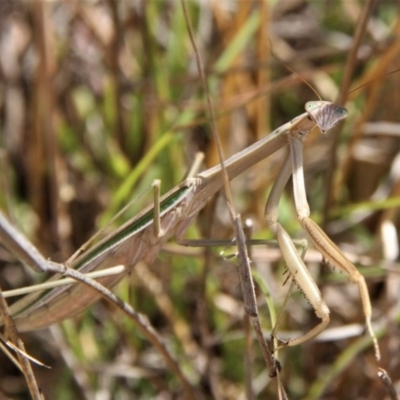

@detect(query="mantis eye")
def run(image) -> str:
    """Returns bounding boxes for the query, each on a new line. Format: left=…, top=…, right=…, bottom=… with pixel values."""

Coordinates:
left=305, top=101, right=348, bottom=133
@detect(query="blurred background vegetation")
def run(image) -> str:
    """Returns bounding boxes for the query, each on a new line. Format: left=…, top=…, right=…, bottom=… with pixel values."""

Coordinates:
left=0, top=0, right=400, bottom=399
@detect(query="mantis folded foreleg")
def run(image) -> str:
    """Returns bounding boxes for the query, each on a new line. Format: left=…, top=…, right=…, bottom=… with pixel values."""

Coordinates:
left=265, top=126, right=381, bottom=361
left=265, top=138, right=330, bottom=348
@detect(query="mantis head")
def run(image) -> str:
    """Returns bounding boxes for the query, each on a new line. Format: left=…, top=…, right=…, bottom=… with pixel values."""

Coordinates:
left=305, top=101, right=348, bottom=134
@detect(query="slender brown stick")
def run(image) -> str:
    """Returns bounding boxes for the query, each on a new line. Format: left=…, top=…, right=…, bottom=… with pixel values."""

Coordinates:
left=0, top=285, right=42, bottom=400
left=378, top=368, right=399, bottom=400
left=181, top=1, right=283, bottom=396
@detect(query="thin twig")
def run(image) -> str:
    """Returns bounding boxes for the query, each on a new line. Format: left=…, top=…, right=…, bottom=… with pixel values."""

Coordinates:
left=181, top=0, right=283, bottom=395
left=378, top=368, right=399, bottom=400
left=0, top=285, right=42, bottom=400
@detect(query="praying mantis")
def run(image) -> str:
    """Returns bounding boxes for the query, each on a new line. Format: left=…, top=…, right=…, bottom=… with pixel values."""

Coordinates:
left=0, top=99, right=380, bottom=364
left=2, top=1, right=399, bottom=398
